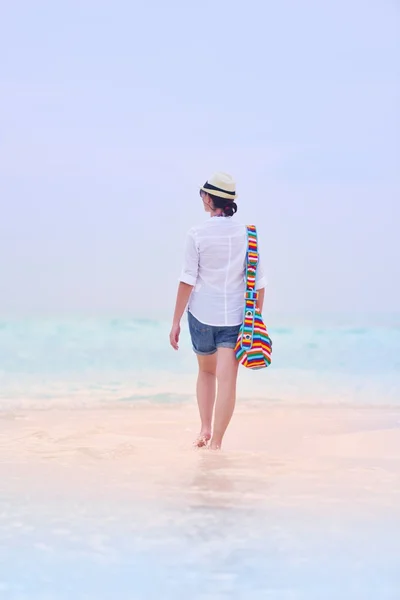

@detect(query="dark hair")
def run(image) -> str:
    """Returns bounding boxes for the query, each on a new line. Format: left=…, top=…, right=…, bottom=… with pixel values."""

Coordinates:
left=208, top=193, right=238, bottom=217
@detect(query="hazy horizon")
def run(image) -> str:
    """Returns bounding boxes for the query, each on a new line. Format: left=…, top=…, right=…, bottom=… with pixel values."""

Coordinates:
left=1, top=1, right=399, bottom=320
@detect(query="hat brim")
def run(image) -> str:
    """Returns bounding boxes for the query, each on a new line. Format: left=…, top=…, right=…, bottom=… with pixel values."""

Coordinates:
left=200, top=186, right=237, bottom=200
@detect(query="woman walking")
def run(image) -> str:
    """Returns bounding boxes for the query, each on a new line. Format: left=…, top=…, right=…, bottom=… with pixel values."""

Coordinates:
left=170, top=173, right=267, bottom=450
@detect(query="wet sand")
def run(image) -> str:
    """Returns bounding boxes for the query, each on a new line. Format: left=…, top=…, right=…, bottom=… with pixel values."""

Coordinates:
left=1, top=403, right=400, bottom=511
left=1, top=404, right=400, bottom=599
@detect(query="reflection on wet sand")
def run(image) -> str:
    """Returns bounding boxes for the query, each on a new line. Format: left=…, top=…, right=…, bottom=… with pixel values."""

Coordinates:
left=188, top=451, right=285, bottom=510
left=190, top=453, right=236, bottom=507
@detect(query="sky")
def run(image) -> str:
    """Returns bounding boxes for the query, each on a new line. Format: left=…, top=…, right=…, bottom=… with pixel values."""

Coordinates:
left=0, top=0, right=399, bottom=320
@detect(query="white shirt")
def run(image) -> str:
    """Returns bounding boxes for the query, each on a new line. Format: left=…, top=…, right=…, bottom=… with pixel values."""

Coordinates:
left=179, top=216, right=267, bottom=326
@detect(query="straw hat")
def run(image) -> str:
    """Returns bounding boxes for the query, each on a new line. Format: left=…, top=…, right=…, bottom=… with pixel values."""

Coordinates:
left=200, top=172, right=237, bottom=200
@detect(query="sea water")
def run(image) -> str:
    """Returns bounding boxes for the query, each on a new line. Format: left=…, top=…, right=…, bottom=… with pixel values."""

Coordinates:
left=1, top=316, right=400, bottom=599
left=0, top=315, right=399, bottom=408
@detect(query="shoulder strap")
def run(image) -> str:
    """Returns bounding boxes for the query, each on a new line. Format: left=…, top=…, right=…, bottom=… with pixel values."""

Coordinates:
left=245, top=225, right=259, bottom=294
left=240, top=225, right=259, bottom=350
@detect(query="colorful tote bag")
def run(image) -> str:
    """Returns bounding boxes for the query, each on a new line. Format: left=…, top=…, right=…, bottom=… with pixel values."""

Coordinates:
left=235, top=225, right=272, bottom=369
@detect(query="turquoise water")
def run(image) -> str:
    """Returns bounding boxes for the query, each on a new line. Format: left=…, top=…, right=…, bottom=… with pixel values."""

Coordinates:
left=1, top=317, right=399, bottom=407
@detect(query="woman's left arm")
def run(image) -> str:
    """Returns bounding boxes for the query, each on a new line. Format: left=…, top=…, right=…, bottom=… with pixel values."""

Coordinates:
left=170, top=282, right=194, bottom=350
left=170, top=230, right=198, bottom=350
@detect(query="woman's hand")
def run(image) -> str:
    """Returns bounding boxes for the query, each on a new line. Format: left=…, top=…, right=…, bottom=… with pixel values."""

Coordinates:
left=169, top=322, right=181, bottom=350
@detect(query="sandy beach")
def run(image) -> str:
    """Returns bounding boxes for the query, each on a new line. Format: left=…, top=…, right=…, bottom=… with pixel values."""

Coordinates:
left=1, top=404, right=400, bottom=599
left=1, top=403, right=400, bottom=510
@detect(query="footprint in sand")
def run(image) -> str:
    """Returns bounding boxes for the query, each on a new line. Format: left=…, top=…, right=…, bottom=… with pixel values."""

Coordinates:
left=76, top=447, right=103, bottom=459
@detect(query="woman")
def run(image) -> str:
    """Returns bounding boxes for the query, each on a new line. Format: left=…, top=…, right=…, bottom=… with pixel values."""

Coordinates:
left=169, top=173, right=267, bottom=450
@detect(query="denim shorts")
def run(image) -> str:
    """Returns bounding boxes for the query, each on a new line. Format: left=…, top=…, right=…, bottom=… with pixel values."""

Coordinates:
left=187, top=312, right=241, bottom=356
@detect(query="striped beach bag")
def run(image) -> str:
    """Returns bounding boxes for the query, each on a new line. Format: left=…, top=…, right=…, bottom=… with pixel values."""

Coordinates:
left=235, top=225, right=272, bottom=369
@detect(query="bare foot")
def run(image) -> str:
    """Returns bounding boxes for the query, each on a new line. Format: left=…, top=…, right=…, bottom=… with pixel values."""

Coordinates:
left=193, top=431, right=211, bottom=448
left=209, top=439, right=221, bottom=451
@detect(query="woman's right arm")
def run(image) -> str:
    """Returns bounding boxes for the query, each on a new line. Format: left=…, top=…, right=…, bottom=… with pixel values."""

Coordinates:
left=257, top=288, right=265, bottom=313
left=255, top=236, right=267, bottom=313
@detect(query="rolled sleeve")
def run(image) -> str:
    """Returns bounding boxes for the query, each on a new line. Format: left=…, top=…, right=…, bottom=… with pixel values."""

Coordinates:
left=179, top=229, right=199, bottom=286
left=256, top=254, right=267, bottom=290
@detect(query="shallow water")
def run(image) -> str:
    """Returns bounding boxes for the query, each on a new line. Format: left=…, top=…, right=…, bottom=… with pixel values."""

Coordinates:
left=0, top=316, right=399, bottom=407
left=1, top=451, right=400, bottom=600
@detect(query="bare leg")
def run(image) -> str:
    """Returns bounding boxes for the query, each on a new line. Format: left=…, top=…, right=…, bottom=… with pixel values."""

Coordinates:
left=210, top=348, right=239, bottom=450
left=194, top=353, right=217, bottom=447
